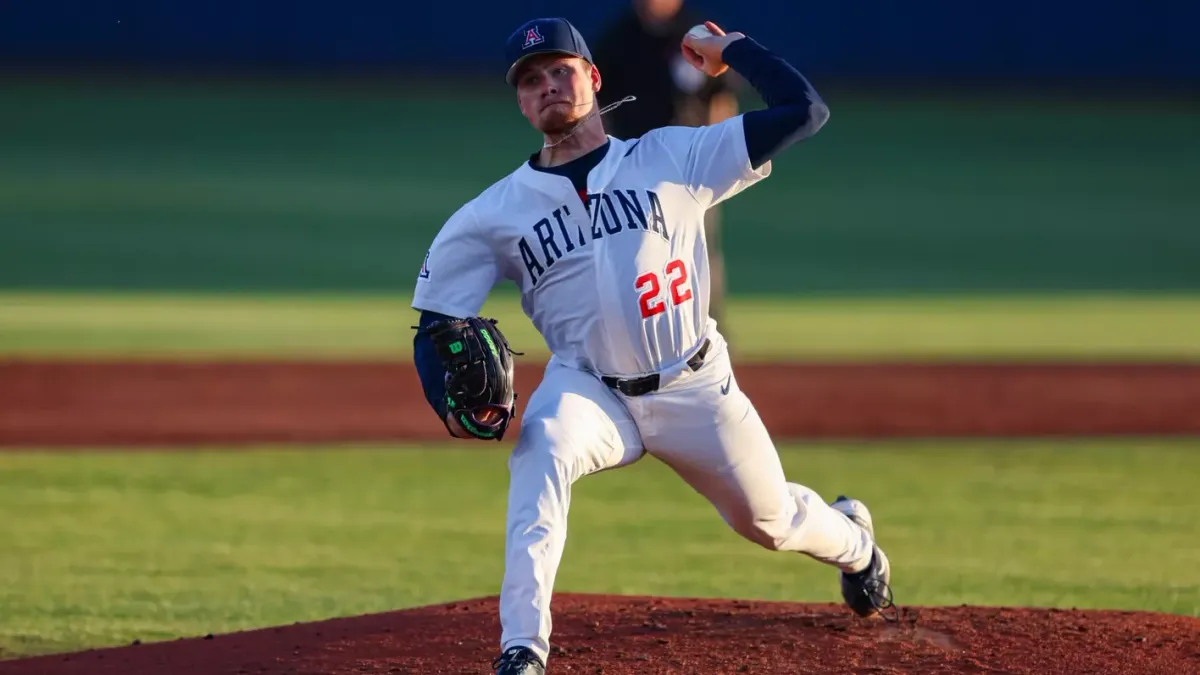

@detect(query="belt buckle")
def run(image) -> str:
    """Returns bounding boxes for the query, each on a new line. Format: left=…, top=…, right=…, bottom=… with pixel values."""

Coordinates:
left=618, top=374, right=658, bottom=397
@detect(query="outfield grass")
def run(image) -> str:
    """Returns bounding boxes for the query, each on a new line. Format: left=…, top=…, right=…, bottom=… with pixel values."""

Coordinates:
left=3, top=292, right=1200, bottom=361
left=3, top=84, right=1198, bottom=294
left=1, top=440, right=1197, bottom=659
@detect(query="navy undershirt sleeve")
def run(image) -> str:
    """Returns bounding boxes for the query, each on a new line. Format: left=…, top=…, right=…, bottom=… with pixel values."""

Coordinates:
left=413, top=309, right=456, bottom=419
left=721, top=37, right=829, bottom=169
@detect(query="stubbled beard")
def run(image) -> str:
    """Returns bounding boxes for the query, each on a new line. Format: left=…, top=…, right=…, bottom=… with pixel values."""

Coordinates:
left=538, top=103, right=586, bottom=135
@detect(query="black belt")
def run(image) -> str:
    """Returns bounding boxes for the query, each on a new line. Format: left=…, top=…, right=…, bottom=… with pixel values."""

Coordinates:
left=601, top=338, right=712, bottom=397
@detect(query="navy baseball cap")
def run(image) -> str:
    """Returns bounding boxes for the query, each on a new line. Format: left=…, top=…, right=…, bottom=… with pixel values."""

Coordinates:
left=504, top=17, right=593, bottom=86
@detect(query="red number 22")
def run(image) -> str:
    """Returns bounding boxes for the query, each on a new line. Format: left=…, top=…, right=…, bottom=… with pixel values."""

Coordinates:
left=636, top=258, right=693, bottom=319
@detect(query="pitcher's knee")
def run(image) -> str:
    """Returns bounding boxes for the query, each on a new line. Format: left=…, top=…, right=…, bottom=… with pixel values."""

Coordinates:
left=729, top=505, right=807, bottom=551
left=509, top=418, right=582, bottom=486
left=751, top=519, right=795, bottom=551
left=722, top=514, right=784, bottom=551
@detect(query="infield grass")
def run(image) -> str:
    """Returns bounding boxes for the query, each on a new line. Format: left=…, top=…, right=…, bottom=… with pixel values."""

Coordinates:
left=2, top=440, right=1198, bottom=659
left=3, top=292, right=1200, bottom=361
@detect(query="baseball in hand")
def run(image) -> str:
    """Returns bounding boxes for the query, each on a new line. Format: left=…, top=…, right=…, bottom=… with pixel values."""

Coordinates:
left=681, top=21, right=742, bottom=78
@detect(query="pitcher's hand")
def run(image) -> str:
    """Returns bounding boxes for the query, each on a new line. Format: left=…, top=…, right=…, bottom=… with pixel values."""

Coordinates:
left=681, top=21, right=746, bottom=78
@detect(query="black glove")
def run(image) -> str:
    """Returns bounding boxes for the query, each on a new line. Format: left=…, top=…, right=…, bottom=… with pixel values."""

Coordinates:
left=425, top=317, right=520, bottom=441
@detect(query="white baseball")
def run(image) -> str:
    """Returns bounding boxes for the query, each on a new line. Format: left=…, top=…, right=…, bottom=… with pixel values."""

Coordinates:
left=687, top=24, right=715, bottom=40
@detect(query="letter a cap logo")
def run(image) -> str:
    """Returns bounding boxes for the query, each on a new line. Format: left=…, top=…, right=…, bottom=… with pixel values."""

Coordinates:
left=523, top=26, right=544, bottom=49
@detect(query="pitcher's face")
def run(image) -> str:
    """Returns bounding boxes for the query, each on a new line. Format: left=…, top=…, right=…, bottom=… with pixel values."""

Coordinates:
left=515, top=55, right=601, bottom=135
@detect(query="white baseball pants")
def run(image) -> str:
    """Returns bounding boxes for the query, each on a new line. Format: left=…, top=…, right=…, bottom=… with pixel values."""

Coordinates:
left=498, top=336, right=874, bottom=664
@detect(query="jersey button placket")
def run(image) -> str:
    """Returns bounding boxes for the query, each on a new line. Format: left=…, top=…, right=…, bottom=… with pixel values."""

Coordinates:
left=580, top=176, right=607, bottom=362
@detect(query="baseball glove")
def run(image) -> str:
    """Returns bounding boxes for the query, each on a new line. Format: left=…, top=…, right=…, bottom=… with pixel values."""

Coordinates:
left=426, top=317, right=521, bottom=441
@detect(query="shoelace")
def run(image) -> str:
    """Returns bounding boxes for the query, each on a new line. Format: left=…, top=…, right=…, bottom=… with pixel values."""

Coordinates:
left=836, top=504, right=901, bottom=623
left=862, top=577, right=900, bottom=623
left=492, top=648, right=542, bottom=673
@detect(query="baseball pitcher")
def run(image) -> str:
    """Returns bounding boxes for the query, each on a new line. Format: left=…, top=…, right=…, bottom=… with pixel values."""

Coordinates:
left=411, top=17, right=893, bottom=675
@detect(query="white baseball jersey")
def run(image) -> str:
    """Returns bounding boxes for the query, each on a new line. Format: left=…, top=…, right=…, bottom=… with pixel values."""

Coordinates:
left=411, top=114, right=770, bottom=378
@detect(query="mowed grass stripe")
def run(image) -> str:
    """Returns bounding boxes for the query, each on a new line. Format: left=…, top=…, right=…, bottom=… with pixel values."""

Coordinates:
left=0, top=440, right=1197, bottom=658
left=2, top=292, right=1200, bottom=361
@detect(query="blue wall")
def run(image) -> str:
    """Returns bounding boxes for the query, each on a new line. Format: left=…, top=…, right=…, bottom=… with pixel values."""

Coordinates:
left=2, top=1, right=1197, bottom=82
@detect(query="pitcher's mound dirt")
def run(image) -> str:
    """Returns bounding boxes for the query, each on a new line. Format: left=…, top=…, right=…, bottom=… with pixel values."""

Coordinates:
left=1, top=595, right=1196, bottom=675
left=3, top=360, right=1200, bottom=447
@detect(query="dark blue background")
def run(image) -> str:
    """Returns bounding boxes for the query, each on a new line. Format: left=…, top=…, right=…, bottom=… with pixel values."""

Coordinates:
left=2, top=1, right=1197, bottom=83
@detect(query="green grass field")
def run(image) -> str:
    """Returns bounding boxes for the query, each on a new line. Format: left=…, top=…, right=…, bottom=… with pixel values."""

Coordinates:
left=2, top=440, right=1198, bottom=659
left=3, top=292, right=1200, bottom=361
left=3, top=83, right=1198, bottom=294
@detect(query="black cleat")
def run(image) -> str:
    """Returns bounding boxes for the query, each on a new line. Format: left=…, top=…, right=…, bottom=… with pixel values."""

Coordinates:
left=831, top=496, right=896, bottom=620
left=492, top=646, right=545, bottom=675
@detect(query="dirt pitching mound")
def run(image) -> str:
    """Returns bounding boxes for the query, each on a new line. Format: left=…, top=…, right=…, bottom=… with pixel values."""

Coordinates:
left=2, top=595, right=1197, bottom=675
left=3, top=360, right=1200, bottom=447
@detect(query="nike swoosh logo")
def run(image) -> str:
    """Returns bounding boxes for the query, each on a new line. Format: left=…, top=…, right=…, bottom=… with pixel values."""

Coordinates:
left=720, top=375, right=731, bottom=395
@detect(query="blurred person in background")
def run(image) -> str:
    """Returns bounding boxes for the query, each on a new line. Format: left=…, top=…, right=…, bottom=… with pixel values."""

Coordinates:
left=593, top=0, right=740, bottom=344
